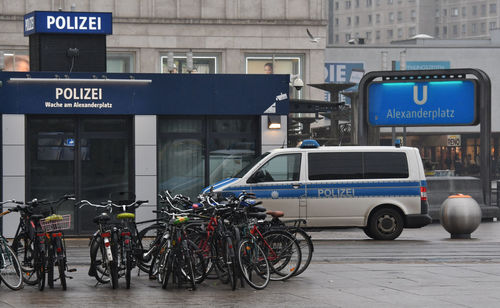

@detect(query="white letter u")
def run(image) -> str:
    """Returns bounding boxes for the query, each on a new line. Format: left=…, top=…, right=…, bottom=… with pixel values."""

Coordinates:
left=413, top=85, right=427, bottom=105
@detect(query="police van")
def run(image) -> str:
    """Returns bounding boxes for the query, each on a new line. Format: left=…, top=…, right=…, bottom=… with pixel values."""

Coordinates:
left=205, top=140, right=432, bottom=240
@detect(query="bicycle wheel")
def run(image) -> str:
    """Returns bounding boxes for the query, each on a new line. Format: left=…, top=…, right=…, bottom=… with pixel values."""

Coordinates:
left=187, top=240, right=207, bottom=284
left=237, top=238, right=270, bottom=290
left=137, top=224, right=164, bottom=273
left=161, top=250, right=173, bottom=289
left=91, top=239, right=111, bottom=284
left=125, top=251, right=132, bottom=289
left=110, top=234, right=119, bottom=289
left=225, top=236, right=237, bottom=291
left=35, top=248, right=46, bottom=291
left=58, top=260, right=67, bottom=290
left=0, top=241, right=23, bottom=290
left=47, top=247, right=54, bottom=288
left=287, top=227, right=313, bottom=276
left=262, top=230, right=301, bottom=281
left=11, top=234, right=37, bottom=285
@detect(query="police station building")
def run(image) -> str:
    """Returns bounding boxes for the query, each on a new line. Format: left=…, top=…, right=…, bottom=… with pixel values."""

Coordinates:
left=0, top=3, right=327, bottom=236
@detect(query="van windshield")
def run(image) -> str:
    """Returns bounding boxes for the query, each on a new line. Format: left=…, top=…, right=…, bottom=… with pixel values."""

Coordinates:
left=233, top=152, right=270, bottom=178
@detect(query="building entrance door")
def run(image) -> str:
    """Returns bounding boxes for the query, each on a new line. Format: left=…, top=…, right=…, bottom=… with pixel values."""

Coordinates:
left=28, top=116, right=133, bottom=235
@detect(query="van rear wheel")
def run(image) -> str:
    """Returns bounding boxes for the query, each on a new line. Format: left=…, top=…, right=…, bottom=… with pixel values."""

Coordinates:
left=368, top=208, right=403, bottom=240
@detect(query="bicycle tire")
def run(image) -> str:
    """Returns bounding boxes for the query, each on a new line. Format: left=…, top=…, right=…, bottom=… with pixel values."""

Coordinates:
left=287, top=227, right=313, bottom=276
left=125, top=251, right=132, bottom=289
left=92, top=239, right=111, bottom=284
left=36, top=248, right=46, bottom=291
left=225, top=236, right=237, bottom=291
left=0, top=242, right=23, bottom=290
left=262, top=230, right=301, bottom=281
left=58, top=260, right=67, bottom=290
left=237, top=238, right=270, bottom=290
left=161, top=250, right=173, bottom=289
left=47, top=248, right=54, bottom=288
left=137, top=224, right=164, bottom=273
left=110, top=233, right=119, bottom=289
left=11, top=234, right=37, bottom=286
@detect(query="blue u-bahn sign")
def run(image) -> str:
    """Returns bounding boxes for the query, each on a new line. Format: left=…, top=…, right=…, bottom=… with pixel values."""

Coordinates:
left=368, top=79, right=478, bottom=126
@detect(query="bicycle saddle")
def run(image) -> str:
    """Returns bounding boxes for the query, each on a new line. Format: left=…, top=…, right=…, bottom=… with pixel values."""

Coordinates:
left=266, top=210, right=284, bottom=218
left=93, top=213, right=111, bottom=224
left=249, top=206, right=267, bottom=213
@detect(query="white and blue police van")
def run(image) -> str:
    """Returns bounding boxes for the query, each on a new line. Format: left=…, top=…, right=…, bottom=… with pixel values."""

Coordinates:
left=205, top=140, right=432, bottom=240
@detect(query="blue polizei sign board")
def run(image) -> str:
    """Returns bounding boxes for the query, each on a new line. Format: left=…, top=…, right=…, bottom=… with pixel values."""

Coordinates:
left=368, top=80, right=478, bottom=126
left=24, top=11, right=112, bottom=36
left=0, top=72, right=289, bottom=115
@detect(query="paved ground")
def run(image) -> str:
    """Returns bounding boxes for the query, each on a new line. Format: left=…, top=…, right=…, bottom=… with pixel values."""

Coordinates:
left=2, top=222, right=500, bottom=307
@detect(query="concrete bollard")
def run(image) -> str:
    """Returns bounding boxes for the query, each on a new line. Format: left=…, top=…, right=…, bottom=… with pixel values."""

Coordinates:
left=440, top=194, right=482, bottom=239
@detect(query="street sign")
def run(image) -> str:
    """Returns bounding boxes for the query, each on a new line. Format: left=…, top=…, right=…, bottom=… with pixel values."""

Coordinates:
left=368, top=80, right=478, bottom=126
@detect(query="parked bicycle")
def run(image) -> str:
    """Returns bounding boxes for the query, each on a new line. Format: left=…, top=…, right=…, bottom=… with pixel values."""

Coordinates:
left=0, top=201, right=24, bottom=290
left=78, top=198, right=148, bottom=289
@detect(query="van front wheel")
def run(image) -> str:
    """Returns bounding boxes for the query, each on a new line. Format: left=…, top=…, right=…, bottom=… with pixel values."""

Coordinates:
left=368, top=208, right=404, bottom=240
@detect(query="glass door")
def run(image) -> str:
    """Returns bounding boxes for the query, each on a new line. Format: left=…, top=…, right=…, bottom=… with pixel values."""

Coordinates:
left=28, top=116, right=133, bottom=235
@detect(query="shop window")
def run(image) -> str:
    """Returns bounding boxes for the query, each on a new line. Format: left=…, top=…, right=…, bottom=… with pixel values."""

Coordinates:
left=160, top=53, right=219, bottom=74
left=245, top=54, right=303, bottom=98
left=158, top=116, right=258, bottom=199
left=107, top=52, right=135, bottom=73
left=2, top=51, right=29, bottom=71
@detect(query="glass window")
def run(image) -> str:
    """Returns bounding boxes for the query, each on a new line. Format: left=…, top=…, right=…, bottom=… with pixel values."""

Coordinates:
left=388, top=0, right=393, bottom=4
left=409, top=27, right=416, bottom=36
left=472, top=5, right=477, bottom=15
left=462, top=24, right=467, bottom=34
left=481, top=4, right=486, bottom=16
left=309, top=152, right=363, bottom=180
left=355, top=16, right=359, bottom=25
left=335, top=1, right=339, bottom=9
left=160, top=53, right=219, bottom=74
left=453, top=25, right=458, bottom=35
left=347, top=17, right=351, bottom=25
left=107, top=52, right=135, bottom=73
left=368, top=14, right=372, bottom=24
left=481, top=22, right=486, bottom=32
left=472, top=23, right=477, bottom=33
left=376, top=14, right=380, bottom=23
left=443, top=26, right=448, bottom=35
left=355, top=0, right=359, bottom=7
left=387, top=29, right=393, bottom=39
left=2, top=51, right=29, bottom=71
left=389, top=12, right=395, bottom=22
left=376, top=30, right=380, bottom=40
left=246, top=54, right=303, bottom=98
left=490, top=3, right=496, bottom=14
left=451, top=8, right=459, bottom=17
left=397, top=28, right=403, bottom=38
left=364, top=153, right=408, bottom=179
left=490, top=22, right=497, bottom=30
left=443, top=9, right=447, bottom=16
left=462, top=7, right=466, bottom=17
left=158, top=116, right=258, bottom=199
left=411, top=9, right=416, bottom=20
left=397, top=11, right=402, bottom=22
left=251, top=154, right=301, bottom=183
left=366, top=0, right=372, bottom=7
left=345, top=1, right=351, bottom=9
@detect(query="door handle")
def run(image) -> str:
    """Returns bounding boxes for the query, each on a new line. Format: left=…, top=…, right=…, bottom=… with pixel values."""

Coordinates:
left=292, top=184, right=301, bottom=189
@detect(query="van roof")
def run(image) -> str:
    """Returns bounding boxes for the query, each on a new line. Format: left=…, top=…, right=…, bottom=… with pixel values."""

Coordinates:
left=268, top=146, right=416, bottom=154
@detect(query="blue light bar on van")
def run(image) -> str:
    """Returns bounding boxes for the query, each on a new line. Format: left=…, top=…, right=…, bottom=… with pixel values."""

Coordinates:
left=300, top=139, right=320, bottom=148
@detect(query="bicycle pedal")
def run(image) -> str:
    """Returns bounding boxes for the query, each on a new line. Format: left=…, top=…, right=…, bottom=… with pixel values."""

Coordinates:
left=67, top=268, right=77, bottom=272
left=66, top=275, right=74, bottom=279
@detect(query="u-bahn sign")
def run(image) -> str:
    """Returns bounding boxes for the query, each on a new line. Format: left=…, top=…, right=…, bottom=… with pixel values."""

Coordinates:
left=368, top=79, right=478, bottom=126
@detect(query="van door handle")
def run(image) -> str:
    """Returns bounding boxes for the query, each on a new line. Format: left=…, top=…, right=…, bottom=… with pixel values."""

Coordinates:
left=292, top=184, right=301, bottom=189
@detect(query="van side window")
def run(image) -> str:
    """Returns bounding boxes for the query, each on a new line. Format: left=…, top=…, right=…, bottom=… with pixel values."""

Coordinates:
left=308, top=152, right=409, bottom=180
left=308, top=152, right=363, bottom=180
left=249, top=153, right=301, bottom=183
left=364, top=152, right=408, bottom=178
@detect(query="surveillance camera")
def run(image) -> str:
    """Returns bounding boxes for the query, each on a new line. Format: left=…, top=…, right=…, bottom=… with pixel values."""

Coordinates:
left=292, top=78, right=304, bottom=91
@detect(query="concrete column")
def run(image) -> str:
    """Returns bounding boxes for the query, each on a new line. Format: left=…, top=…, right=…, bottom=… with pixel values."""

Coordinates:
left=134, top=115, right=157, bottom=223
left=2, top=115, right=25, bottom=238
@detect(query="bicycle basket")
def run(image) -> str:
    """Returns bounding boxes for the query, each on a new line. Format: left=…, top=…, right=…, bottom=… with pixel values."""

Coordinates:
left=40, top=214, right=72, bottom=232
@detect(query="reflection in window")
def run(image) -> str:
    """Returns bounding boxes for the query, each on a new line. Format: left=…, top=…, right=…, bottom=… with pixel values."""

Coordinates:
left=160, top=54, right=218, bottom=74
left=253, top=154, right=301, bottom=182
left=107, top=52, right=135, bottom=73
left=2, top=52, right=29, bottom=71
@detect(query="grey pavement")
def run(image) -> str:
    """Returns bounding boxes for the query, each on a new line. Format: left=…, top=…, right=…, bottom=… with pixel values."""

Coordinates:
left=1, top=222, right=500, bottom=307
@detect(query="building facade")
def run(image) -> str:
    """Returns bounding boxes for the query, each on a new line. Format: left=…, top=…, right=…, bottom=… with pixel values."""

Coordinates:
left=328, top=0, right=500, bottom=45
left=0, top=0, right=328, bottom=236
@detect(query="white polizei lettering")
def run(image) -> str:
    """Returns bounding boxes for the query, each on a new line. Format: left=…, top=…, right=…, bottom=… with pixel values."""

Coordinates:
left=88, top=17, right=96, bottom=30
left=47, top=16, right=55, bottom=29
left=55, top=16, right=65, bottom=29
left=80, top=16, right=87, bottom=30
left=55, top=88, right=63, bottom=99
left=63, top=88, right=72, bottom=100
left=91, top=88, right=100, bottom=100
left=98, top=17, right=101, bottom=30
left=99, top=88, right=102, bottom=99
left=66, top=16, right=75, bottom=29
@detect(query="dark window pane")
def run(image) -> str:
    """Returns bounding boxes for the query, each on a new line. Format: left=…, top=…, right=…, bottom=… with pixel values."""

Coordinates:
left=159, top=118, right=202, bottom=134
left=210, top=118, right=256, bottom=134
left=308, top=152, right=363, bottom=180
left=253, top=154, right=301, bottom=182
left=364, top=152, right=409, bottom=179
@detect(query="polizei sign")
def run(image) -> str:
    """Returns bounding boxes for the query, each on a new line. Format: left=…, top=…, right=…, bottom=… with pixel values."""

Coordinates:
left=24, top=11, right=112, bottom=36
left=368, top=80, right=478, bottom=126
